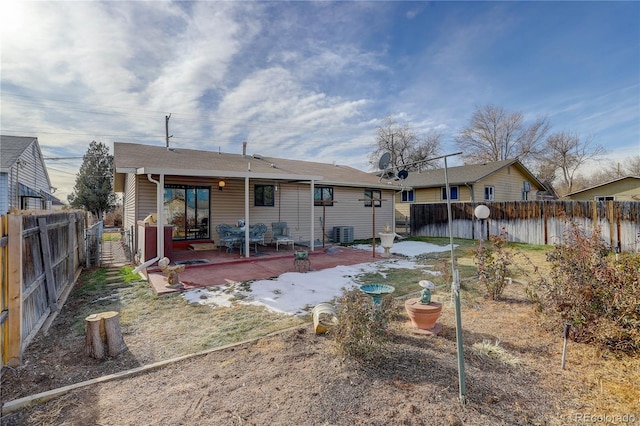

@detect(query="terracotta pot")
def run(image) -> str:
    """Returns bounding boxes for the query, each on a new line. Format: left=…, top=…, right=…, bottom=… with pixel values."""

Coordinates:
left=404, top=298, right=442, bottom=335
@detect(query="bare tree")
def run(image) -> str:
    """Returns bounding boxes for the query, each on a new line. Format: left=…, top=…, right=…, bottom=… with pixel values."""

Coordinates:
left=369, top=116, right=442, bottom=173
left=541, top=132, right=607, bottom=194
left=623, top=155, right=640, bottom=176
left=455, top=104, right=550, bottom=164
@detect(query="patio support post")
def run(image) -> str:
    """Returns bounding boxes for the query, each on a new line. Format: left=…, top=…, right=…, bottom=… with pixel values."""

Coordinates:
left=310, top=180, right=315, bottom=252
left=244, top=176, right=250, bottom=258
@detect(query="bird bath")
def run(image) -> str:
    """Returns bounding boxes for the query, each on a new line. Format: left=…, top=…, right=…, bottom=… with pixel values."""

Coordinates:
left=360, top=284, right=395, bottom=307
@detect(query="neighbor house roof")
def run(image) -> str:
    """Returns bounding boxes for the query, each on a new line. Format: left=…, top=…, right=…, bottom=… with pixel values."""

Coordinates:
left=394, top=158, right=546, bottom=190
left=565, top=176, right=640, bottom=197
left=0, top=135, right=38, bottom=172
left=113, top=142, right=388, bottom=192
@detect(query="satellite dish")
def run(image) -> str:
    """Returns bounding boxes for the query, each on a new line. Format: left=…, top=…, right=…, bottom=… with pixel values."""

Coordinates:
left=378, top=152, right=391, bottom=170
left=397, top=170, right=409, bottom=180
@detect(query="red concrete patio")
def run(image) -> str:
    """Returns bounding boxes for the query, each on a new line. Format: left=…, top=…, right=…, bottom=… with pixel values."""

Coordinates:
left=143, top=240, right=391, bottom=295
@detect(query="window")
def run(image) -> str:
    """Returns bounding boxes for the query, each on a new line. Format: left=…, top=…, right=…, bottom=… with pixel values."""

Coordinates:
left=401, top=189, right=414, bottom=202
left=595, top=196, right=615, bottom=201
left=314, top=186, right=334, bottom=206
left=441, top=186, right=459, bottom=200
left=364, top=189, right=382, bottom=207
left=484, top=186, right=495, bottom=201
left=254, top=185, right=274, bottom=206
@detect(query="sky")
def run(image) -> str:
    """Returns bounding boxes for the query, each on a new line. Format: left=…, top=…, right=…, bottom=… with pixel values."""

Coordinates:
left=1, top=1, right=638, bottom=202
left=182, top=240, right=453, bottom=315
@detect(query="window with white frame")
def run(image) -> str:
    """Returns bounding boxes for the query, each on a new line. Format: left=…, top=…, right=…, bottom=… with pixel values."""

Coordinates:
left=484, top=186, right=495, bottom=201
left=441, top=186, right=459, bottom=201
left=401, top=189, right=414, bottom=202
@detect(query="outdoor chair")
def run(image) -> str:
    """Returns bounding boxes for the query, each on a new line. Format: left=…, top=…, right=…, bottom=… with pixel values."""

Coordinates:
left=271, top=222, right=294, bottom=251
left=216, top=223, right=241, bottom=253
left=249, top=223, right=268, bottom=253
left=197, top=218, right=209, bottom=238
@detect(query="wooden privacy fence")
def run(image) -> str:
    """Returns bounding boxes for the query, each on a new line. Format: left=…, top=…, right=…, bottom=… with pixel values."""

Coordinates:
left=410, top=201, right=640, bottom=253
left=1, top=211, right=85, bottom=368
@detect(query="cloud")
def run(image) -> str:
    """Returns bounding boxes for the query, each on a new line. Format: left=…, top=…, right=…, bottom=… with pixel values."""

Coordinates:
left=1, top=1, right=637, bottom=198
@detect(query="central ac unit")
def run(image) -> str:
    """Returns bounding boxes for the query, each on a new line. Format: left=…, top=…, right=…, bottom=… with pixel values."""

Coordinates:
left=332, top=226, right=354, bottom=243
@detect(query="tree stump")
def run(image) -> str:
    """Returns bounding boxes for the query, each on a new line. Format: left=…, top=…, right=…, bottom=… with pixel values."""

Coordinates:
left=84, top=311, right=128, bottom=359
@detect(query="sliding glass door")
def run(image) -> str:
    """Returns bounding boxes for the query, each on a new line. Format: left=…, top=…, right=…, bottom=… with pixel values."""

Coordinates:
left=164, top=184, right=210, bottom=240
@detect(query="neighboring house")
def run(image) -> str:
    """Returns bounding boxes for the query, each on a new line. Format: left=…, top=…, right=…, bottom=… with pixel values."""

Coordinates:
left=0, top=135, right=57, bottom=215
left=564, top=176, right=640, bottom=201
left=51, top=197, right=66, bottom=211
left=113, top=142, right=395, bottom=259
left=394, top=159, right=548, bottom=224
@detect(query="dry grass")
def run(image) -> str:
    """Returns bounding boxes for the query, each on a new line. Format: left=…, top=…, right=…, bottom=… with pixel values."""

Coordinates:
left=472, top=339, right=520, bottom=366
left=2, top=237, right=638, bottom=423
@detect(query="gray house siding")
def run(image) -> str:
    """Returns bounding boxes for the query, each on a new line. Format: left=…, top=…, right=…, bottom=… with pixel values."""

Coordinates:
left=0, top=173, right=7, bottom=214
left=123, top=173, right=137, bottom=233
left=130, top=177, right=394, bottom=245
left=0, top=136, right=53, bottom=214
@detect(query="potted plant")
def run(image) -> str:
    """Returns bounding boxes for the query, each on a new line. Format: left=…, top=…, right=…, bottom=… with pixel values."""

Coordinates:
left=404, top=280, right=443, bottom=335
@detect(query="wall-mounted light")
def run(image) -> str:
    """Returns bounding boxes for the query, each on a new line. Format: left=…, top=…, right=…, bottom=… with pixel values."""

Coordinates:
left=218, top=180, right=226, bottom=191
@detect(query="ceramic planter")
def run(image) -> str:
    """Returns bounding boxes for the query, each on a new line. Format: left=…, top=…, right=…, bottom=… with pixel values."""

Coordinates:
left=378, top=232, right=396, bottom=257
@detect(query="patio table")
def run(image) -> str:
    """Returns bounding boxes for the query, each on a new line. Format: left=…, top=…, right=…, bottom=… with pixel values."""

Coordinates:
left=225, top=228, right=246, bottom=253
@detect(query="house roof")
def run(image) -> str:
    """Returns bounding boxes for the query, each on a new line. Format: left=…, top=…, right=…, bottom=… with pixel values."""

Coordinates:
left=113, top=142, right=389, bottom=191
left=565, top=176, right=640, bottom=197
left=0, top=135, right=38, bottom=171
left=394, top=158, right=546, bottom=190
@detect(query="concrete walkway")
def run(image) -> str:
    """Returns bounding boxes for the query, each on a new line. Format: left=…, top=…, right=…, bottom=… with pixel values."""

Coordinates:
left=101, top=239, right=131, bottom=268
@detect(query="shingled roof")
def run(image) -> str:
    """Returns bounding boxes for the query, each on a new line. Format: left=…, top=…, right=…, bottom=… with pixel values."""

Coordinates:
left=0, top=135, right=37, bottom=170
left=113, top=142, right=387, bottom=191
left=396, top=159, right=545, bottom=189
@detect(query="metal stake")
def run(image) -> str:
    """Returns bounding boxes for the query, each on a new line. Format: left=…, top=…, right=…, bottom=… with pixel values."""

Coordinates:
left=561, top=322, right=571, bottom=369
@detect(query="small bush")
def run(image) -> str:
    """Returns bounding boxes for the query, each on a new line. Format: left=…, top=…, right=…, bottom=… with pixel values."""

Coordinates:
left=528, top=220, right=640, bottom=354
left=330, top=287, right=393, bottom=365
left=474, top=228, right=513, bottom=300
left=472, top=339, right=520, bottom=366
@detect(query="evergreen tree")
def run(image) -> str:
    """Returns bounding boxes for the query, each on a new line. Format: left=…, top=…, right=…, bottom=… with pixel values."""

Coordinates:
left=68, top=141, right=116, bottom=219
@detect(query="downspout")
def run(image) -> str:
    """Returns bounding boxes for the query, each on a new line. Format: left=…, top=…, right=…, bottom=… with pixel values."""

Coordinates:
left=133, top=173, right=164, bottom=273
left=465, top=183, right=475, bottom=240
left=393, top=187, right=402, bottom=234
left=464, top=183, right=475, bottom=202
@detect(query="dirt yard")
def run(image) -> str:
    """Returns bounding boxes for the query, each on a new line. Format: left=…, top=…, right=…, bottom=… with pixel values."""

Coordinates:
left=1, top=241, right=638, bottom=425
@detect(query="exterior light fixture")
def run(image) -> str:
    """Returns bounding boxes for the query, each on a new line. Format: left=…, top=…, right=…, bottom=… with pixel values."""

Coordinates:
left=218, top=180, right=226, bottom=191
left=474, top=204, right=490, bottom=241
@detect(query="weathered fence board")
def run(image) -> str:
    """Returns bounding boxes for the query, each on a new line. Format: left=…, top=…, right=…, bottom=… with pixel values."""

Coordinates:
left=0, top=216, right=8, bottom=373
left=411, top=201, right=640, bottom=252
left=1, top=211, right=85, bottom=367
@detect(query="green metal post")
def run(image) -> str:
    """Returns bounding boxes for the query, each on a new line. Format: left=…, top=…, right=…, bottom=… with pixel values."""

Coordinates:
left=444, top=156, right=467, bottom=405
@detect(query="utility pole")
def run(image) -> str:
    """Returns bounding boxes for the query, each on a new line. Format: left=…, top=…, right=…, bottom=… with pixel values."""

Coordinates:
left=165, top=114, right=172, bottom=148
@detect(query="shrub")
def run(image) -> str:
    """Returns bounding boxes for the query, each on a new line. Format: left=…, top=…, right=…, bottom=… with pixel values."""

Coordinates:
left=330, top=287, right=393, bottom=365
left=474, top=228, right=513, bottom=300
left=528, top=220, right=640, bottom=354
